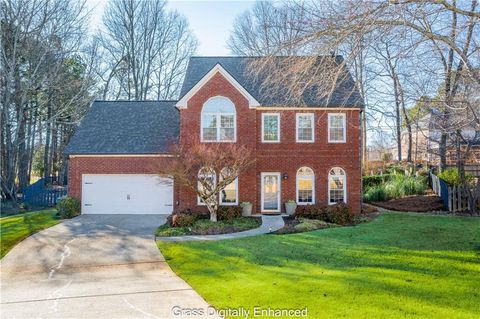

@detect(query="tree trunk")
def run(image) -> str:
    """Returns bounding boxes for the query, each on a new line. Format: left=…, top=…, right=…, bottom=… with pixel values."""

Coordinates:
left=439, top=132, right=448, bottom=172
left=17, top=102, right=29, bottom=191
left=43, top=94, right=53, bottom=179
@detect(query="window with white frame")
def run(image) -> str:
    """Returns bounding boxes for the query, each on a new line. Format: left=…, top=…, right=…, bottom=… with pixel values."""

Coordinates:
left=197, top=167, right=216, bottom=205
left=296, top=167, right=315, bottom=204
left=328, top=167, right=346, bottom=204
left=262, top=113, right=280, bottom=142
left=220, top=168, right=238, bottom=205
left=328, top=113, right=346, bottom=143
left=201, top=96, right=236, bottom=142
left=296, top=113, right=314, bottom=142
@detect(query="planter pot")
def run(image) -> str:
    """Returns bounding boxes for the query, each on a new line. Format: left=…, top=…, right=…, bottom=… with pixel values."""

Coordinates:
left=241, top=203, right=252, bottom=216
left=285, top=202, right=297, bottom=215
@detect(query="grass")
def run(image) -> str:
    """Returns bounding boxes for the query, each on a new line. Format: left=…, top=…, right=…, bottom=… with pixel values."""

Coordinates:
left=1, top=209, right=59, bottom=258
left=156, top=217, right=261, bottom=237
left=158, top=212, right=480, bottom=319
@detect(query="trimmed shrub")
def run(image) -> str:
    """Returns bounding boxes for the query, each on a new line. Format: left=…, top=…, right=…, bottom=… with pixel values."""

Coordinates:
left=217, top=205, right=242, bottom=221
left=168, top=208, right=208, bottom=227
left=363, top=186, right=388, bottom=202
left=294, top=204, right=327, bottom=220
left=294, top=203, right=353, bottom=225
left=438, top=168, right=474, bottom=186
left=171, top=214, right=196, bottom=227
left=56, top=197, right=81, bottom=219
left=324, top=203, right=354, bottom=225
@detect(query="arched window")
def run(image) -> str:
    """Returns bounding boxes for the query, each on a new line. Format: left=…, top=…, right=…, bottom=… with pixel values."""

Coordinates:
left=219, top=168, right=238, bottom=205
left=329, top=167, right=346, bottom=204
left=197, top=167, right=216, bottom=205
left=201, top=96, right=236, bottom=142
left=296, top=167, right=315, bottom=204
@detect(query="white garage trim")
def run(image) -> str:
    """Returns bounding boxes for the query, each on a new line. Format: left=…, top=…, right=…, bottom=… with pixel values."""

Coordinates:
left=81, top=174, right=173, bottom=215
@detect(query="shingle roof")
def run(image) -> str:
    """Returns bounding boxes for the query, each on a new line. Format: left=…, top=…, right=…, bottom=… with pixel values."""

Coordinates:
left=179, top=56, right=364, bottom=108
left=65, top=101, right=179, bottom=155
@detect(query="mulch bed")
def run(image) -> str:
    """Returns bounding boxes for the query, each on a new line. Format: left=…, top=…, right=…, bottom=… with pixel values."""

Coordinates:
left=372, top=195, right=444, bottom=212
left=276, top=210, right=381, bottom=234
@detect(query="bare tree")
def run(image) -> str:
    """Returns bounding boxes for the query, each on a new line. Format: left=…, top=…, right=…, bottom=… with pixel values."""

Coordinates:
left=1, top=0, right=95, bottom=202
left=98, top=0, right=197, bottom=101
left=158, top=144, right=255, bottom=222
left=232, top=0, right=478, bottom=167
left=228, top=1, right=307, bottom=55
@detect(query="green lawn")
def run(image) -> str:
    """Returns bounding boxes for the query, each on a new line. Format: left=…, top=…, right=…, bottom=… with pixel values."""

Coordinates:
left=1, top=209, right=59, bottom=258
left=158, top=213, right=480, bottom=319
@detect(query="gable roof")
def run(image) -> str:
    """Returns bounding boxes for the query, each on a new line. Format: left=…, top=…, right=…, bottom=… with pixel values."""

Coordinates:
left=65, top=101, right=179, bottom=155
left=176, top=64, right=260, bottom=109
left=178, top=56, right=364, bottom=108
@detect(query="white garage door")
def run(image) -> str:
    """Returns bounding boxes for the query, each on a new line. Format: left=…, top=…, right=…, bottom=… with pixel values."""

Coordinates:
left=82, top=174, right=173, bottom=214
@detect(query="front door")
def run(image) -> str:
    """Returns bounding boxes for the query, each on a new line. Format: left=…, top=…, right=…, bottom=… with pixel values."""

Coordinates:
left=261, top=173, right=281, bottom=212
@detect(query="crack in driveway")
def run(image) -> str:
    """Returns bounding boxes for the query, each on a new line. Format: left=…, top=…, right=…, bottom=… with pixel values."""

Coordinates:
left=1, top=214, right=214, bottom=319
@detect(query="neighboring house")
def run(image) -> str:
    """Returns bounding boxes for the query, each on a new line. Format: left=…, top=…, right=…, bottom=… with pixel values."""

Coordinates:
left=396, top=109, right=480, bottom=167
left=65, top=56, right=364, bottom=215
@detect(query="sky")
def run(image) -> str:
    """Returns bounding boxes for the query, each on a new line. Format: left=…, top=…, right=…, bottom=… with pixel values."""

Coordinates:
left=86, top=0, right=256, bottom=56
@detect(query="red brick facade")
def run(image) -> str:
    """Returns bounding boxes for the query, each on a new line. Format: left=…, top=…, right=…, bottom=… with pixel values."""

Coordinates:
left=177, top=72, right=362, bottom=214
left=68, top=71, right=362, bottom=214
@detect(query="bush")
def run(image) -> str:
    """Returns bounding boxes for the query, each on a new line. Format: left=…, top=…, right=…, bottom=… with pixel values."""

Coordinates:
left=324, top=203, right=354, bottom=225
left=294, top=204, right=327, bottom=220
left=384, top=175, right=426, bottom=199
left=56, top=197, right=81, bottom=219
left=171, top=214, right=196, bottom=227
left=438, top=168, right=474, bottom=186
left=168, top=208, right=208, bottom=227
left=294, top=203, right=353, bottom=225
left=363, top=186, right=388, bottom=202
left=217, top=205, right=242, bottom=221
left=362, top=174, right=393, bottom=189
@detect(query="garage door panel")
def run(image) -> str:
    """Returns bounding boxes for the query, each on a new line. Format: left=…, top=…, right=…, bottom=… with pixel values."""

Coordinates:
left=82, top=175, right=173, bottom=214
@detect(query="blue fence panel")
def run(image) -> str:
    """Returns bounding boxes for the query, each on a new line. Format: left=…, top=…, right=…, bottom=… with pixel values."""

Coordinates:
left=23, top=177, right=67, bottom=207
left=438, top=178, right=450, bottom=209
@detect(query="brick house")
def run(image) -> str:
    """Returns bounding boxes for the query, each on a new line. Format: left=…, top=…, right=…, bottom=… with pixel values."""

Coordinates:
left=65, top=56, right=364, bottom=215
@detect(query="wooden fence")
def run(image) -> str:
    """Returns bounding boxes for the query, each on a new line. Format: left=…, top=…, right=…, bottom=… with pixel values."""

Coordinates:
left=430, top=172, right=472, bottom=212
left=23, top=177, right=67, bottom=207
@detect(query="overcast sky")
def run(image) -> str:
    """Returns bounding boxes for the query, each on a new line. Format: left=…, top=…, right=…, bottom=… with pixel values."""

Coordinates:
left=86, top=0, right=255, bottom=56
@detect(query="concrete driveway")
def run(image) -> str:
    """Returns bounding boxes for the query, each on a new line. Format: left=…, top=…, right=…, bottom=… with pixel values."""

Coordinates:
left=1, top=215, right=217, bottom=319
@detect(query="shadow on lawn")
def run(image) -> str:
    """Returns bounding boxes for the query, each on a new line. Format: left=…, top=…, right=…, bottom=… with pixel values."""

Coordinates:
left=159, top=213, right=480, bottom=317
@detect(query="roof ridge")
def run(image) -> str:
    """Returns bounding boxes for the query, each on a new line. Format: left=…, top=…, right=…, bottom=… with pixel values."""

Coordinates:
left=93, top=100, right=178, bottom=102
left=190, top=55, right=344, bottom=58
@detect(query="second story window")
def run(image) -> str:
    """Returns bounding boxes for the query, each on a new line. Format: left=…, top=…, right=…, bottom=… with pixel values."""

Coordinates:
left=296, top=113, right=314, bottom=143
left=201, top=96, right=236, bottom=142
left=328, top=113, right=346, bottom=143
left=262, top=113, right=280, bottom=142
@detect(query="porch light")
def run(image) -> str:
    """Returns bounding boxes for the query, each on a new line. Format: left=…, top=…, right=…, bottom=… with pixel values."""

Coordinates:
left=283, top=173, right=288, bottom=180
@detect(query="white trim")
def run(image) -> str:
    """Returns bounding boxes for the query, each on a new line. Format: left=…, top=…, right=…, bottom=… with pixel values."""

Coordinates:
left=219, top=177, right=239, bottom=206
left=261, top=113, right=280, bottom=143
left=261, top=172, right=281, bottom=212
left=328, top=167, right=347, bottom=204
left=70, top=154, right=174, bottom=158
left=296, top=167, right=315, bottom=205
left=296, top=113, right=315, bottom=143
left=200, top=113, right=237, bottom=143
left=257, top=107, right=362, bottom=111
left=176, top=64, right=260, bottom=109
left=328, top=113, right=346, bottom=143
left=200, top=96, right=237, bottom=143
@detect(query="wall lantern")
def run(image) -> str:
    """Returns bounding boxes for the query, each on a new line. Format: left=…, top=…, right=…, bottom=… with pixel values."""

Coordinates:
left=283, top=173, right=288, bottom=180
